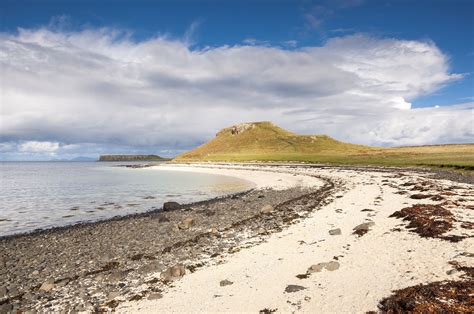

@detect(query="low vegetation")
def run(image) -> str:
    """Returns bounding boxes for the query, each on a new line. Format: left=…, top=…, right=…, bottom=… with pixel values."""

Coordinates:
left=175, top=122, right=474, bottom=171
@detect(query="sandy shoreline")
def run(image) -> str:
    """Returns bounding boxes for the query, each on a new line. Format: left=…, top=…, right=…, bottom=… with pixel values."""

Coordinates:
left=120, top=164, right=474, bottom=313
left=0, top=163, right=472, bottom=313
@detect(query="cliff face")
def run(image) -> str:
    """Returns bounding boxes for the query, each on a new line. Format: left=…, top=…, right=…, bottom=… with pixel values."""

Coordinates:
left=98, top=155, right=168, bottom=161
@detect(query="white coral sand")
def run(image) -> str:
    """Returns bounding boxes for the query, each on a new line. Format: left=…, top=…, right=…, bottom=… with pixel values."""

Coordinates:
left=119, top=164, right=473, bottom=313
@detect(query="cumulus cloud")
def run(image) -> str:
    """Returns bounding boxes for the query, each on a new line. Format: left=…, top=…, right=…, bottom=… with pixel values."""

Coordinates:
left=19, top=141, right=59, bottom=153
left=0, top=26, right=471, bottom=159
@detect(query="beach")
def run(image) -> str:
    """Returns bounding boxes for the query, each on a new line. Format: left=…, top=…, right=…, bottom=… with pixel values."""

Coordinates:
left=0, top=164, right=473, bottom=312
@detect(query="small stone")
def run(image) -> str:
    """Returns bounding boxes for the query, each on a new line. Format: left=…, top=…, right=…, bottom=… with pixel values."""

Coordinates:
left=353, top=222, right=375, bottom=236
left=260, top=205, right=274, bottom=214
left=147, top=293, right=163, bottom=300
left=56, top=278, right=70, bottom=287
left=160, top=264, right=186, bottom=282
left=307, top=263, right=327, bottom=273
left=324, top=261, right=340, bottom=271
left=181, top=218, right=194, bottom=229
left=0, top=286, right=7, bottom=298
left=219, top=279, right=233, bottom=286
left=107, top=270, right=127, bottom=282
left=163, top=201, right=180, bottom=211
left=0, top=303, right=13, bottom=313
left=329, top=228, right=342, bottom=235
left=39, top=279, right=55, bottom=292
left=138, top=261, right=164, bottom=275
left=284, top=285, right=306, bottom=293
left=158, top=216, right=170, bottom=223
left=31, top=270, right=40, bottom=276
left=107, top=291, right=121, bottom=300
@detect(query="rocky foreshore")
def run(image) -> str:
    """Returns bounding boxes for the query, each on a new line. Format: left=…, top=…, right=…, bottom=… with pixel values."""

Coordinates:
left=0, top=168, right=338, bottom=312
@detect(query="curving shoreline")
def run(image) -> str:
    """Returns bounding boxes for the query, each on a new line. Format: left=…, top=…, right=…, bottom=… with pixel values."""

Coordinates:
left=0, top=164, right=331, bottom=312
left=0, top=163, right=473, bottom=313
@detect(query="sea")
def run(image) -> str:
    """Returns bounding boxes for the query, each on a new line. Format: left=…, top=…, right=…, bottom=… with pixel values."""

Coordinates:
left=0, top=161, right=253, bottom=237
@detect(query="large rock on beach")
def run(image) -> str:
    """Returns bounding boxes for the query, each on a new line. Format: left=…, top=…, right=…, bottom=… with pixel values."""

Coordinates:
left=163, top=201, right=180, bottom=211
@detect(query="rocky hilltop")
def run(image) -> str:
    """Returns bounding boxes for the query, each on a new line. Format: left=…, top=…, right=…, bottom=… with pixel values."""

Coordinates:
left=98, top=155, right=169, bottom=161
left=174, top=121, right=474, bottom=169
left=175, top=121, right=371, bottom=162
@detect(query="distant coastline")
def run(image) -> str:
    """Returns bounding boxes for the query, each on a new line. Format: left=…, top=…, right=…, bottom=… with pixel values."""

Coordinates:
left=98, top=154, right=170, bottom=161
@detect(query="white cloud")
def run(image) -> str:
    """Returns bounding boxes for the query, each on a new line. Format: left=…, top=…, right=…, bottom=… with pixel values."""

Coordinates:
left=0, top=27, right=471, bottom=159
left=19, top=141, right=59, bottom=153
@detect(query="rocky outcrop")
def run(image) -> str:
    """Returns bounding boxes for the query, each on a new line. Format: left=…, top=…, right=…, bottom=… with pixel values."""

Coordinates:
left=98, top=155, right=168, bottom=161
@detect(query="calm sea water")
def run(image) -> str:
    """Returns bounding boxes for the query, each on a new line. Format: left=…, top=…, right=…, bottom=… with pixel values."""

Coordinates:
left=0, top=162, right=253, bottom=237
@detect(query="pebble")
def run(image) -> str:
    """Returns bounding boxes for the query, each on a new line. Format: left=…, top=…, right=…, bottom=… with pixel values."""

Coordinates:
left=284, top=285, right=306, bottom=293
left=160, top=264, right=186, bottom=282
left=147, top=293, right=163, bottom=300
left=329, top=228, right=342, bottom=235
left=39, top=279, right=55, bottom=292
left=325, top=261, right=340, bottom=271
left=179, top=218, right=194, bottom=230
left=260, top=205, right=274, bottom=214
left=0, top=286, right=7, bottom=298
left=219, top=279, right=233, bottom=286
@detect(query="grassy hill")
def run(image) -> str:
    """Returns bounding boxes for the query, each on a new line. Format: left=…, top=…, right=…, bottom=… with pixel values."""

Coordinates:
left=175, top=122, right=474, bottom=170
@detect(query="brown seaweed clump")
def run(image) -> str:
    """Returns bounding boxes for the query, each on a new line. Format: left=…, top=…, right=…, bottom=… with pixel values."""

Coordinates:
left=377, top=280, right=474, bottom=313
left=389, top=204, right=454, bottom=238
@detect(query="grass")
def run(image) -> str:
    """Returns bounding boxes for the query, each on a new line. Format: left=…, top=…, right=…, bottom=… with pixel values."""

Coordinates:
left=175, top=122, right=474, bottom=172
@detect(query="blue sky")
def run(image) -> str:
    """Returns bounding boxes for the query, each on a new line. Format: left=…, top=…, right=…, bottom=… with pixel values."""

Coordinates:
left=0, top=0, right=473, bottom=160
left=2, top=0, right=473, bottom=106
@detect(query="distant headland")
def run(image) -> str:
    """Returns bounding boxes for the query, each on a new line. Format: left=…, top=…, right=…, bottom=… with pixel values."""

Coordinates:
left=98, top=155, right=170, bottom=161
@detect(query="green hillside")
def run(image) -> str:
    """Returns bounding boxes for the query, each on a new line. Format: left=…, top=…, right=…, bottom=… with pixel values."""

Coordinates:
left=175, top=122, right=474, bottom=170
left=176, top=121, right=373, bottom=160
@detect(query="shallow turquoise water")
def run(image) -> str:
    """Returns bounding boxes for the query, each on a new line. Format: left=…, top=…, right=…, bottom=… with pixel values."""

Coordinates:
left=0, top=162, right=252, bottom=236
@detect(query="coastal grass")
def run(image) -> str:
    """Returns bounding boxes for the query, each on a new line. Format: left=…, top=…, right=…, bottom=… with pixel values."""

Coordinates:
left=175, top=122, right=474, bottom=171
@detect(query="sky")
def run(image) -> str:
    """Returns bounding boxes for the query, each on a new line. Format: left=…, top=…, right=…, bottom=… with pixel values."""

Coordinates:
left=0, top=0, right=473, bottom=160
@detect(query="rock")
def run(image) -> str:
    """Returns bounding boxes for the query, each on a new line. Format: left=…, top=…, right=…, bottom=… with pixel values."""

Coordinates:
left=56, top=278, right=70, bottom=287
left=0, top=286, right=7, bottom=298
left=107, top=270, right=127, bottom=283
left=209, top=227, right=218, bottom=236
left=353, top=222, right=375, bottom=236
left=39, top=279, right=55, bottom=292
left=0, top=303, right=13, bottom=313
left=325, top=261, right=340, bottom=271
left=261, top=205, right=274, bottom=214
left=307, top=261, right=340, bottom=272
left=138, top=261, right=164, bottom=275
left=181, top=218, right=194, bottom=229
left=219, top=279, right=233, bottom=286
left=307, top=263, right=327, bottom=273
left=163, top=201, right=180, bottom=211
left=329, top=228, right=342, bottom=235
left=158, top=216, right=170, bottom=223
left=410, top=194, right=432, bottom=199
left=284, top=285, right=306, bottom=293
left=160, top=264, right=186, bottom=282
left=31, top=270, right=40, bottom=276
left=107, top=291, right=121, bottom=300
left=148, top=293, right=163, bottom=300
